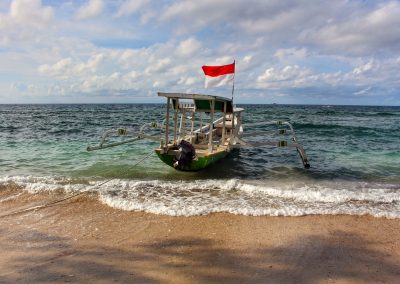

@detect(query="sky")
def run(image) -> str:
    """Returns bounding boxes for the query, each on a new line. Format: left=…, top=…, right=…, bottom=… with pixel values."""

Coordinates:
left=0, top=0, right=400, bottom=105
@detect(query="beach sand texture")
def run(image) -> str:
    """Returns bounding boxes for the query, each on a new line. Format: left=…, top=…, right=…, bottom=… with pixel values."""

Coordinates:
left=0, top=187, right=399, bottom=283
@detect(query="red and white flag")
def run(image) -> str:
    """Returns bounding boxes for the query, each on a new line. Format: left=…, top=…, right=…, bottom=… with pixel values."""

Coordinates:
left=201, top=62, right=235, bottom=88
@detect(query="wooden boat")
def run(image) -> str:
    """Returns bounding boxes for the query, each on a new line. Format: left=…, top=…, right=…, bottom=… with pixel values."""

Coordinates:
left=87, top=92, right=310, bottom=171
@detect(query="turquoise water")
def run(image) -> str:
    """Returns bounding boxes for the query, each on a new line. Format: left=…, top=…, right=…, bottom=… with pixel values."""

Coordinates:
left=1, top=104, right=399, bottom=217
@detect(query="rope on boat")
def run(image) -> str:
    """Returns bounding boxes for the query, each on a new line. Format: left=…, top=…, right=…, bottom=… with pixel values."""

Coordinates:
left=0, top=150, right=155, bottom=219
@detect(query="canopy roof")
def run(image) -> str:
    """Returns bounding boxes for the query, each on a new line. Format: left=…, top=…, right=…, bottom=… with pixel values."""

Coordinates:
left=158, top=92, right=234, bottom=113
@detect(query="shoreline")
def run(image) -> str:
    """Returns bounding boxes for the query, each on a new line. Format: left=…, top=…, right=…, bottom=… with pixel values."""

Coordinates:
left=2, top=177, right=400, bottom=219
left=0, top=189, right=399, bottom=283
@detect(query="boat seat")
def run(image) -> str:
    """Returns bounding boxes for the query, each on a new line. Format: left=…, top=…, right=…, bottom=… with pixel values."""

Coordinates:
left=215, top=122, right=234, bottom=129
left=194, top=130, right=216, bottom=144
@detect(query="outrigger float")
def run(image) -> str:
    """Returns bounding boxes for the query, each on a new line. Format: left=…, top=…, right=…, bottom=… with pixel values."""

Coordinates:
left=87, top=92, right=310, bottom=171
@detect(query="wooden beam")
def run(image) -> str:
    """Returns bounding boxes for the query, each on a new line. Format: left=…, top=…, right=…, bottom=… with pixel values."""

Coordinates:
left=222, top=101, right=227, bottom=144
left=208, top=100, right=215, bottom=153
left=165, top=97, right=170, bottom=147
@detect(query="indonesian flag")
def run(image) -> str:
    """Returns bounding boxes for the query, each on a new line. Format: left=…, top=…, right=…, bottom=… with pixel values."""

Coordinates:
left=201, top=62, right=235, bottom=88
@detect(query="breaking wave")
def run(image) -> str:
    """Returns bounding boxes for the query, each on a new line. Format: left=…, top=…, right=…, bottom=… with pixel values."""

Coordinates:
left=1, top=176, right=399, bottom=219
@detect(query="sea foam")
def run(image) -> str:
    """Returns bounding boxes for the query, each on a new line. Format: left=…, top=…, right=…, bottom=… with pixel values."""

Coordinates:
left=1, top=176, right=399, bottom=218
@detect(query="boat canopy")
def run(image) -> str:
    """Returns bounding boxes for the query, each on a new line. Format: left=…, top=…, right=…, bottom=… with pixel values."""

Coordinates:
left=158, top=92, right=234, bottom=113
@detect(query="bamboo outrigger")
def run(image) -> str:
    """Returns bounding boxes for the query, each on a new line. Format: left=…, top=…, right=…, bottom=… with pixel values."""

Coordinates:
left=87, top=92, right=310, bottom=171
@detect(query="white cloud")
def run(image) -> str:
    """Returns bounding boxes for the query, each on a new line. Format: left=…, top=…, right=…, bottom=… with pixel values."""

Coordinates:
left=0, top=0, right=53, bottom=30
left=115, top=0, right=149, bottom=17
left=255, top=56, right=400, bottom=95
left=0, top=0, right=56, bottom=50
left=145, top=57, right=171, bottom=75
left=160, top=0, right=313, bottom=34
left=9, top=0, right=53, bottom=26
left=352, top=61, right=374, bottom=76
left=35, top=39, right=202, bottom=95
left=176, top=37, right=203, bottom=58
left=274, top=48, right=308, bottom=61
left=349, top=58, right=400, bottom=88
left=1, top=1, right=400, bottom=104
left=160, top=1, right=400, bottom=56
left=178, top=76, right=197, bottom=86
left=242, top=55, right=252, bottom=64
left=353, top=87, right=372, bottom=96
left=161, top=0, right=228, bottom=33
left=38, top=58, right=73, bottom=77
left=38, top=54, right=105, bottom=78
left=160, top=0, right=332, bottom=37
left=76, top=0, right=104, bottom=20
left=305, top=1, right=400, bottom=55
left=257, top=65, right=312, bottom=88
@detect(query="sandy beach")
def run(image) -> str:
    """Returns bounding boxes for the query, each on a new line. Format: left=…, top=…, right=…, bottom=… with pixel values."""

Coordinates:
left=0, top=186, right=399, bottom=283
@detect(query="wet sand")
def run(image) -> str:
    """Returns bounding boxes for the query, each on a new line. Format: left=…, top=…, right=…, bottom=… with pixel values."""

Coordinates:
left=0, top=187, right=399, bottom=283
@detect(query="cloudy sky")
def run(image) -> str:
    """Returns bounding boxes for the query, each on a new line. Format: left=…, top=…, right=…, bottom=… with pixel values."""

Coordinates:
left=0, top=0, right=400, bottom=105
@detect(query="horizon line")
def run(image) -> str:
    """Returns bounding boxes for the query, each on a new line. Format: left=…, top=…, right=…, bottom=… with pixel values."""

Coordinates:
left=1, top=102, right=399, bottom=107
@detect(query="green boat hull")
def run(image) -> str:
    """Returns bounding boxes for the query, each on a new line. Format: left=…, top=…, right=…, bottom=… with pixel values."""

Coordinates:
left=155, top=150, right=229, bottom=171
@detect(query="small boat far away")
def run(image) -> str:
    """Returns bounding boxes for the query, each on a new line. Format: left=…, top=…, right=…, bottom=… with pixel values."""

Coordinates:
left=87, top=92, right=310, bottom=171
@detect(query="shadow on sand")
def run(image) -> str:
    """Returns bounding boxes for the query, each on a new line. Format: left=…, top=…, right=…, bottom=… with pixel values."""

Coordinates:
left=0, top=227, right=399, bottom=283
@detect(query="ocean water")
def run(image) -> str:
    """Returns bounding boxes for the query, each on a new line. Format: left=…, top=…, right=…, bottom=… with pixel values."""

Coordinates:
left=1, top=104, right=399, bottom=218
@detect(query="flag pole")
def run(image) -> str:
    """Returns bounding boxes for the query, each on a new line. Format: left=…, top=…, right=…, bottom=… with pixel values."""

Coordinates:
left=231, top=60, right=235, bottom=102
